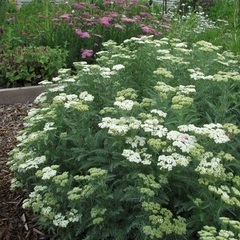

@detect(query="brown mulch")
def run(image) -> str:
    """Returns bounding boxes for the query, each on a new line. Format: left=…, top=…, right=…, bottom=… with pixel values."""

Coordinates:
left=0, top=103, right=50, bottom=240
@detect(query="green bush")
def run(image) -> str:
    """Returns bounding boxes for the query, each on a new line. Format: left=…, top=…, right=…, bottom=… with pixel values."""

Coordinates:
left=8, top=36, right=240, bottom=239
left=0, top=46, right=68, bottom=88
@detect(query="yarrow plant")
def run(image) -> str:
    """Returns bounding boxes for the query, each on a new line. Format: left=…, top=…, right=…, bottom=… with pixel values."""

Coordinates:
left=8, top=36, right=240, bottom=239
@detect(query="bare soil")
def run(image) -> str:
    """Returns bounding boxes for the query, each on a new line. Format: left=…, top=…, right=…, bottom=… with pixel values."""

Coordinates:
left=0, top=103, right=50, bottom=240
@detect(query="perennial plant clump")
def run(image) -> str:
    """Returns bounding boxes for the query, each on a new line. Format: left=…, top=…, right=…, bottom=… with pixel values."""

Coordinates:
left=8, top=36, right=240, bottom=239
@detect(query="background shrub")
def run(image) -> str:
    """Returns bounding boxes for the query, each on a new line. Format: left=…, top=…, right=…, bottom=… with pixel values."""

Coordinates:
left=0, top=46, right=67, bottom=88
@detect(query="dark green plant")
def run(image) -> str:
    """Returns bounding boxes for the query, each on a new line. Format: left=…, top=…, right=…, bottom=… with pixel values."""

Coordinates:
left=0, top=46, right=68, bottom=88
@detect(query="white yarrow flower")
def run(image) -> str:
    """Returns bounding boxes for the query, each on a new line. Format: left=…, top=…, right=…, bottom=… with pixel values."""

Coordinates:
left=112, top=64, right=125, bottom=71
left=114, top=100, right=134, bottom=111
left=79, top=91, right=94, bottom=101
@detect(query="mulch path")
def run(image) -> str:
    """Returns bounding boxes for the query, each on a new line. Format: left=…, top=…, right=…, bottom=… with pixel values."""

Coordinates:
left=0, top=103, right=50, bottom=240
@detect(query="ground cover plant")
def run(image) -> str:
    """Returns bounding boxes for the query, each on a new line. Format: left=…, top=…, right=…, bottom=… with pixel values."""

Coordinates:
left=8, top=35, right=240, bottom=239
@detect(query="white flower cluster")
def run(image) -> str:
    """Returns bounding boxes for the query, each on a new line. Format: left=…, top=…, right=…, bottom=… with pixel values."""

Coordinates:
left=99, top=117, right=141, bottom=136
left=112, top=64, right=125, bottom=71
left=194, top=40, right=221, bottom=52
left=166, top=131, right=197, bottom=153
left=150, top=109, right=167, bottom=118
left=196, top=157, right=225, bottom=178
left=52, top=91, right=94, bottom=111
left=41, top=165, right=59, bottom=180
left=158, top=153, right=190, bottom=171
left=114, top=99, right=135, bottom=111
left=17, top=155, right=47, bottom=173
left=126, top=135, right=146, bottom=148
left=208, top=185, right=240, bottom=207
left=178, top=123, right=230, bottom=144
left=153, top=67, right=174, bottom=79
left=188, top=68, right=213, bottom=80
left=53, top=213, right=69, bottom=228
left=141, top=119, right=168, bottom=138
left=154, top=81, right=176, bottom=98
left=79, top=91, right=94, bottom=101
left=122, top=149, right=152, bottom=165
left=213, top=71, right=240, bottom=82
left=43, top=122, right=56, bottom=131
left=177, top=85, right=196, bottom=95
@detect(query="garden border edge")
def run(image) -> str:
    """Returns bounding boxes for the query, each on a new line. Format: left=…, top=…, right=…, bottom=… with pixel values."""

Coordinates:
left=0, top=85, right=46, bottom=105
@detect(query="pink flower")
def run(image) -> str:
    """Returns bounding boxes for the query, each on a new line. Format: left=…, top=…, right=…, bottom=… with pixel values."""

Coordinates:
left=114, top=23, right=124, bottom=30
left=139, top=12, right=151, bottom=18
left=72, top=3, right=86, bottom=9
left=121, top=16, right=135, bottom=23
left=89, top=3, right=99, bottom=9
left=81, top=49, right=93, bottom=59
left=107, top=12, right=119, bottom=18
left=103, top=0, right=113, bottom=5
left=99, top=17, right=111, bottom=27
left=133, top=15, right=141, bottom=22
left=60, top=14, right=71, bottom=21
left=161, top=24, right=172, bottom=30
left=139, top=4, right=148, bottom=9
left=75, top=28, right=91, bottom=38
left=140, top=24, right=160, bottom=36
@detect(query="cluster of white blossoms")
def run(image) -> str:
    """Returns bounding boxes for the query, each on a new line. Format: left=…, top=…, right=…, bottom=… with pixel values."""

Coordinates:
left=17, top=155, right=47, bottom=173
left=43, top=122, right=56, bottom=131
left=125, top=135, right=146, bottom=148
left=122, top=149, right=152, bottom=165
left=51, top=91, right=94, bottom=111
left=154, top=81, right=176, bottom=98
left=196, top=156, right=225, bottom=178
left=193, top=40, right=221, bottom=52
left=213, top=71, right=240, bottom=82
left=157, top=153, right=190, bottom=171
left=141, top=119, right=168, bottom=138
left=188, top=68, right=213, bottom=80
left=177, top=85, right=196, bottom=95
left=208, top=185, right=240, bottom=207
left=153, top=67, right=174, bottom=79
left=79, top=91, right=95, bottom=101
left=53, top=213, right=70, bottom=228
left=40, top=165, right=59, bottom=180
left=157, top=53, right=189, bottom=66
left=99, top=116, right=141, bottom=136
left=166, top=130, right=197, bottom=153
left=114, top=97, right=135, bottom=111
left=178, top=123, right=230, bottom=144
left=150, top=109, right=167, bottom=118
